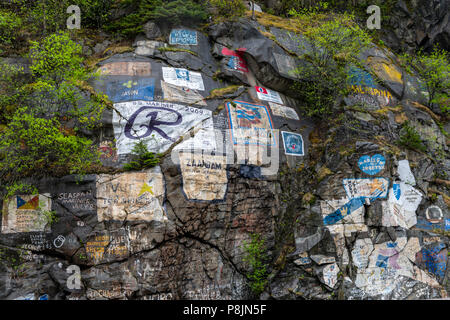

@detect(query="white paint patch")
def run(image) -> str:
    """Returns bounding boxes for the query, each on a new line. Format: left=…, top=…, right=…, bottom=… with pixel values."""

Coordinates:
left=96, top=168, right=167, bottom=222
left=268, top=102, right=299, bottom=120
left=351, top=238, right=374, bottom=269
left=1, top=194, right=52, bottom=234
left=161, top=80, right=207, bottom=106
left=323, top=263, right=339, bottom=289
left=179, top=152, right=228, bottom=201
left=173, top=117, right=217, bottom=152
left=255, top=86, right=283, bottom=104
left=343, top=178, right=389, bottom=199
left=162, top=67, right=205, bottom=91
left=113, top=100, right=212, bottom=154
left=382, top=182, right=422, bottom=229
left=398, top=159, right=416, bottom=185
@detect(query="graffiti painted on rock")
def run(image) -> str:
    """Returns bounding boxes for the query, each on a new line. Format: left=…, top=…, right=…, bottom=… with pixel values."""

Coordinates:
left=169, top=29, right=198, bottom=45
left=425, top=206, right=443, bottom=224
left=98, top=62, right=152, bottom=76
left=226, top=101, right=275, bottom=146
left=343, top=178, right=389, bottom=200
left=358, top=154, right=385, bottom=175
left=1, top=194, right=52, bottom=234
left=268, top=102, right=299, bottom=120
left=105, top=78, right=155, bottom=103
left=382, top=182, right=422, bottom=229
left=96, top=168, right=166, bottom=222
left=161, top=80, right=206, bottom=106
left=255, top=86, right=283, bottom=104
left=162, top=67, right=204, bottom=91
left=398, top=159, right=416, bottom=186
left=179, top=152, right=228, bottom=201
left=221, top=47, right=248, bottom=73
left=281, top=131, right=304, bottom=156
left=113, top=100, right=212, bottom=154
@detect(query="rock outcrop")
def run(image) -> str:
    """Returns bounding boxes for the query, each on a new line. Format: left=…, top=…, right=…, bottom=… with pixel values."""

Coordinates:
left=0, top=10, right=449, bottom=301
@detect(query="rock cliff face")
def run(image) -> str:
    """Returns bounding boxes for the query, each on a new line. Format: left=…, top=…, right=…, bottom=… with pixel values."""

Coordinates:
left=0, top=11, right=449, bottom=300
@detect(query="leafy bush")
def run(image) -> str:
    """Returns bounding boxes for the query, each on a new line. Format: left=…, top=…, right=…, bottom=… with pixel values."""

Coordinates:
left=123, top=141, right=161, bottom=171
left=398, top=121, right=427, bottom=152
left=27, top=31, right=105, bottom=126
left=0, top=107, right=98, bottom=188
left=0, top=32, right=105, bottom=195
left=291, top=13, right=372, bottom=117
left=242, top=233, right=269, bottom=296
left=400, top=48, right=449, bottom=114
left=209, top=0, right=246, bottom=18
left=0, top=10, right=22, bottom=52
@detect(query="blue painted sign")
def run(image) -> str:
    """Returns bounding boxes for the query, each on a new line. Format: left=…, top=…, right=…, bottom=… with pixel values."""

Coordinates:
left=281, top=131, right=304, bottom=156
left=169, top=29, right=198, bottom=45
left=421, top=243, right=447, bottom=279
left=323, top=197, right=365, bottom=226
left=349, top=66, right=376, bottom=88
left=416, top=217, right=447, bottom=232
left=358, top=154, right=385, bottom=175
left=106, top=78, right=155, bottom=103
left=38, top=294, right=49, bottom=300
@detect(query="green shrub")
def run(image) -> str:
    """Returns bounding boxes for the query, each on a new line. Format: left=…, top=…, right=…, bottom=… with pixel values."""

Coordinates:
left=0, top=32, right=106, bottom=195
left=0, top=10, right=22, bottom=52
left=27, top=31, right=105, bottom=126
left=209, top=0, right=246, bottom=18
left=242, top=233, right=269, bottom=296
left=291, top=13, right=372, bottom=118
left=400, top=48, right=449, bottom=114
left=123, top=140, right=161, bottom=171
left=0, top=107, right=99, bottom=189
left=398, top=121, right=427, bottom=152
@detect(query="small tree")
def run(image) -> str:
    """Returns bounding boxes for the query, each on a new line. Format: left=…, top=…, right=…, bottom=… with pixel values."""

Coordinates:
left=291, top=13, right=372, bottom=118
left=400, top=48, right=449, bottom=114
left=242, top=233, right=269, bottom=296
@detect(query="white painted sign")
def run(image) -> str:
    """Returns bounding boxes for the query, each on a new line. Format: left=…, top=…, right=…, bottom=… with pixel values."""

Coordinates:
left=351, top=238, right=373, bottom=269
left=382, top=182, right=422, bottom=229
left=1, top=194, right=52, bottom=234
left=255, top=86, right=283, bottom=104
left=96, top=168, right=166, bottom=222
left=323, top=263, right=339, bottom=289
left=113, top=100, right=212, bottom=154
left=179, top=152, right=228, bottom=201
left=173, top=117, right=217, bottom=152
left=162, top=67, right=205, bottom=91
left=268, top=102, right=299, bottom=120
left=343, top=178, right=389, bottom=199
left=398, top=159, right=416, bottom=185
left=161, top=80, right=207, bottom=106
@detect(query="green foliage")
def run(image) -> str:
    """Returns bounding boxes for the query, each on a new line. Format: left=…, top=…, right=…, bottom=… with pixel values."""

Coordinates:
left=291, top=13, right=372, bottom=117
left=0, top=107, right=98, bottom=187
left=209, top=0, right=246, bottom=18
left=0, top=32, right=105, bottom=194
left=27, top=32, right=105, bottom=126
left=30, top=32, right=85, bottom=82
left=107, top=0, right=207, bottom=37
left=123, top=140, right=161, bottom=171
left=398, top=121, right=427, bottom=152
left=0, top=9, right=22, bottom=52
left=242, top=233, right=269, bottom=296
left=73, top=0, right=114, bottom=28
left=400, top=48, right=449, bottom=114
